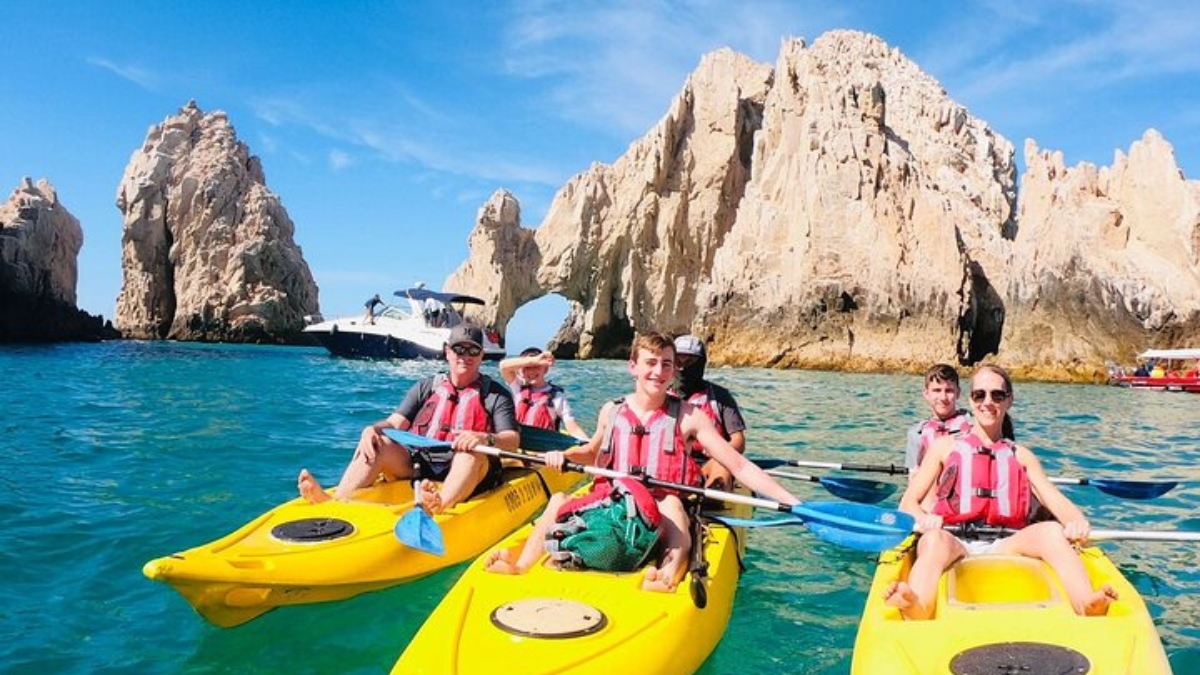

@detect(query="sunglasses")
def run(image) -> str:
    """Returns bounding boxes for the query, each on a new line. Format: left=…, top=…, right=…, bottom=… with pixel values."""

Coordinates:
left=970, top=389, right=1010, bottom=404
left=450, top=344, right=483, bottom=357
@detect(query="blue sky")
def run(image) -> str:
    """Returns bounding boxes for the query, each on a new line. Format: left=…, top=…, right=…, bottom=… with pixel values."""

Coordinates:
left=5, top=1, right=1199, bottom=350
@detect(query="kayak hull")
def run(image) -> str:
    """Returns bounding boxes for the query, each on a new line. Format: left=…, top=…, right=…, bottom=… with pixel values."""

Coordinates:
left=851, top=538, right=1172, bottom=674
left=143, top=463, right=583, bottom=627
left=392, top=491, right=751, bottom=675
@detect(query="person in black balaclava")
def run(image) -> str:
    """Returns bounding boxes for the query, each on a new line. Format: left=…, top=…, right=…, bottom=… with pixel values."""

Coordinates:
left=672, top=334, right=747, bottom=490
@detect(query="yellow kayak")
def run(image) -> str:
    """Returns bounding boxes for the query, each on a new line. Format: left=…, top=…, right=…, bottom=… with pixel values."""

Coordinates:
left=851, top=538, right=1172, bottom=674
left=392, top=490, right=752, bottom=675
left=143, top=461, right=583, bottom=627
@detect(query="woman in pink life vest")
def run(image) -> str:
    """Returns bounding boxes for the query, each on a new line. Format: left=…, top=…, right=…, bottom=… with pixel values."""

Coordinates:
left=884, top=364, right=1117, bottom=620
left=486, top=332, right=800, bottom=592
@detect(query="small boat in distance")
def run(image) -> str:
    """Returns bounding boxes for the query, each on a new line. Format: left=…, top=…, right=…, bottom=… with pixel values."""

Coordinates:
left=304, top=287, right=505, bottom=360
left=1107, top=348, right=1200, bottom=393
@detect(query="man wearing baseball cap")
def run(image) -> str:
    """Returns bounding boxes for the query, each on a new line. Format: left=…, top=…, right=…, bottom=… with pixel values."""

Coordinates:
left=297, top=322, right=519, bottom=513
left=672, top=334, right=747, bottom=490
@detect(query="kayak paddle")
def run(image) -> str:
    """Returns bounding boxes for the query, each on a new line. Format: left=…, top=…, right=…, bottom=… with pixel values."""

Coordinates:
left=386, top=431, right=915, bottom=553
left=763, top=467, right=897, bottom=504
left=394, top=479, right=447, bottom=556
left=950, top=524, right=1200, bottom=543
left=754, top=458, right=1180, bottom=500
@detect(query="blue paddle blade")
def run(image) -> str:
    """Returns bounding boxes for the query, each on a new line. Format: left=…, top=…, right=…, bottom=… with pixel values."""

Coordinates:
left=517, top=424, right=585, bottom=452
left=792, top=501, right=914, bottom=552
left=394, top=507, right=445, bottom=556
left=820, top=477, right=897, bottom=504
left=384, top=429, right=452, bottom=449
left=1090, top=479, right=1177, bottom=500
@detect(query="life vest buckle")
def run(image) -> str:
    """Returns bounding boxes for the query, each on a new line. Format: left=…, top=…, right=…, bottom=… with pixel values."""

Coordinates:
left=973, top=487, right=996, bottom=498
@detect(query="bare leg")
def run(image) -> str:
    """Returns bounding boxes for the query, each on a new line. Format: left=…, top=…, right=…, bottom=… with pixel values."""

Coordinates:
left=642, top=495, right=690, bottom=592
left=297, top=469, right=331, bottom=504
left=999, top=521, right=1118, bottom=616
left=422, top=453, right=491, bottom=514
left=884, top=529, right=966, bottom=620
left=486, top=493, right=569, bottom=574
left=329, top=428, right=415, bottom=501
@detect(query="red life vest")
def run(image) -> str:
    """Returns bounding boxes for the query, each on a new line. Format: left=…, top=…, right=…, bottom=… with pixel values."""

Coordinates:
left=410, top=375, right=493, bottom=441
left=915, top=410, right=973, bottom=466
left=933, top=434, right=1031, bottom=528
left=683, top=385, right=727, bottom=448
left=595, top=396, right=700, bottom=498
left=515, top=384, right=562, bottom=431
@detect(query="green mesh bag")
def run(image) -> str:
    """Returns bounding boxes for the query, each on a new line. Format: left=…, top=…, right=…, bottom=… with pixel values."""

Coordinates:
left=546, top=478, right=662, bottom=572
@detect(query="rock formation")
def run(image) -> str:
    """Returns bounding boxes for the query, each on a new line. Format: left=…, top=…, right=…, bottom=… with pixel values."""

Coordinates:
left=114, top=101, right=319, bottom=342
left=447, top=31, right=1200, bottom=380
left=0, top=178, right=114, bottom=341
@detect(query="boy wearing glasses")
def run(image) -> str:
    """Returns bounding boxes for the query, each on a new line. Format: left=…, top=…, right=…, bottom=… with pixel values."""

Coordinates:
left=297, top=323, right=519, bottom=513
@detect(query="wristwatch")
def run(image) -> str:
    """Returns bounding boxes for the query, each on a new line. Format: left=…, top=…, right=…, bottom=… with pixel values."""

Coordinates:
left=486, top=433, right=495, bottom=446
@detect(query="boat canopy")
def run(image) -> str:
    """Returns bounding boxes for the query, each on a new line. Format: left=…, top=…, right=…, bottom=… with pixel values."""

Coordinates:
left=394, top=288, right=486, bottom=306
left=1137, top=348, right=1200, bottom=361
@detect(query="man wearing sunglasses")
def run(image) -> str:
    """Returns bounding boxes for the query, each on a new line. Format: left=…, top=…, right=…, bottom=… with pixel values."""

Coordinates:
left=297, top=323, right=519, bottom=513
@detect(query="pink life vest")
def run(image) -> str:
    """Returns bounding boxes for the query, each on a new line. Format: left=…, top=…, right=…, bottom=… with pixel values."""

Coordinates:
left=515, top=384, right=562, bottom=431
left=933, top=434, right=1031, bottom=528
left=595, top=396, right=701, bottom=498
left=683, top=385, right=727, bottom=453
left=915, top=410, right=973, bottom=467
left=410, top=375, right=492, bottom=441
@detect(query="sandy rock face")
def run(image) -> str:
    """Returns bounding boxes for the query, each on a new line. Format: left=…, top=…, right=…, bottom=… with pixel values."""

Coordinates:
left=447, top=32, right=1200, bottom=379
left=114, top=101, right=319, bottom=342
left=448, top=48, right=773, bottom=357
left=0, top=178, right=111, bottom=341
left=1006, top=130, right=1200, bottom=377
left=699, top=31, right=1015, bottom=371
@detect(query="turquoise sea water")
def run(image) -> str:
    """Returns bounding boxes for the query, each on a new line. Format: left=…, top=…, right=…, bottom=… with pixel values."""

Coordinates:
left=2, top=341, right=1199, bottom=674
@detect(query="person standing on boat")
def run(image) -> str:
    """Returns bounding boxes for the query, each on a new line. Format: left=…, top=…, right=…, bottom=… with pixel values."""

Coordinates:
left=499, top=347, right=590, bottom=440
left=670, top=334, right=747, bottom=491
left=363, top=293, right=383, bottom=324
left=884, top=364, right=1118, bottom=620
left=485, top=331, right=800, bottom=592
left=297, top=323, right=520, bottom=513
left=904, top=363, right=973, bottom=476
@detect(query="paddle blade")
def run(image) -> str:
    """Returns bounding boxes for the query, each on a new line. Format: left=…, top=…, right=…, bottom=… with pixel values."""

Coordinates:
left=792, top=501, right=914, bottom=552
left=384, top=429, right=453, bottom=450
left=517, top=424, right=585, bottom=452
left=1091, top=479, right=1177, bottom=500
left=394, top=507, right=445, bottom=556
left=819, top=477, right=897, bottom=504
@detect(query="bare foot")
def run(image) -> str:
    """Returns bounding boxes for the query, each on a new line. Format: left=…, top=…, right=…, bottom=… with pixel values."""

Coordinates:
left=1082, top=584, right=1119, bottom=616
left=884, top=581, right=930, bottom=620
left=417, top=480, right=444, bottom=515
left=297, top=469, right=331, bottom=504
left=485, top=549, right=523, bottom=574
left=641, top=565, right=679, bottom=592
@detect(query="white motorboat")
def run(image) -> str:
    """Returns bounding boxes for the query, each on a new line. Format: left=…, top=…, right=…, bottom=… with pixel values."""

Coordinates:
left=304, top=288, right=505, bottom=360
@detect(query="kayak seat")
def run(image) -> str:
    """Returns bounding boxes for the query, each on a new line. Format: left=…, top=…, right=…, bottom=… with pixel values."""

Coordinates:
left=946, top=556, right=1062, bottom=610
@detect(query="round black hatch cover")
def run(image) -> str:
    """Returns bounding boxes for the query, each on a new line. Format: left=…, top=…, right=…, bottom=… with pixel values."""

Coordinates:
left=950, top=642, right=1090, bottom=674
left=271, top=517, right=355, bottom=542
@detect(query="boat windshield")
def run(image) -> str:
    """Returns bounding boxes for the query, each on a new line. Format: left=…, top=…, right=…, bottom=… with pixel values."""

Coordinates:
left=377, top=306, right=412, bottom=321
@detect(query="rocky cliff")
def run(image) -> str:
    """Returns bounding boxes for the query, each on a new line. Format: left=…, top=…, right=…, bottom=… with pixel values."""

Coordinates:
left=0, top=178, right=113, bottom=341
left=446, top=31, right=1200, bottom=380
left=114, top=101, right=319, bottom=342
